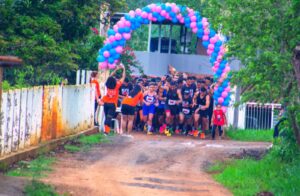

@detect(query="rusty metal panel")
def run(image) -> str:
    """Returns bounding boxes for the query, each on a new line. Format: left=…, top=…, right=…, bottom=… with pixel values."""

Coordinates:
left=41, top=86, right=63, bottom=142
left=34, top=87, right=43, bottom=143
left=25, top=89, right=33, bottom=147
left=18, top=88, right=27, bottom=150
left=4, top=90, right=14, bottom=154
left=12, top=89, right=21, bottom=152
left=0, top=92, right=7, bottom=156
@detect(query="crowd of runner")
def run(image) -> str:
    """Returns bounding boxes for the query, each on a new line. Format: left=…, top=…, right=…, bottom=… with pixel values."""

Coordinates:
left=93, top=64, right=227, bottom=139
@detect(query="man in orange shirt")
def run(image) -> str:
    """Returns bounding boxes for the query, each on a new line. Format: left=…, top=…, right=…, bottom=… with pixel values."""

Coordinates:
left=90, top=71, right=101, bottom=126
left=101, top=64, right=126, bottom=135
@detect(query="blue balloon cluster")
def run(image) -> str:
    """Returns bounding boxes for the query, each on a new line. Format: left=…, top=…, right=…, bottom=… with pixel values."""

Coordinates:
left=96, top=2, right=231, bottom=106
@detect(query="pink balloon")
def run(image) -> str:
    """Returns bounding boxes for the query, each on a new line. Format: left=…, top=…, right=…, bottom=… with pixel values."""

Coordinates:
left=192, top=28, right=198, bottom=33
left=191, top=15, right=197, bottom=22
left=214, top=85, right=219, bottom=91
left=190, top=22, right=197, bottom=28
left=203, top=35, right=209, bottom=41
left=109, top=36, right=115, bottom=42
left=148, top=13, right=153, bottom=21
left=180, top=18, right=184, bottom=23
left=208, top=44, right=214, bottom=50
left=108, top=63, right=116, bottom=69
left=103, top=51, right=110, bottom=58
left=156, top=6, right=162, bottom=12
left=172, top=5, right=178, bottom=13
left=210, top=37, right=217, bottom=44
left=218, top=97, right=224, bottom=104
left=129, top=10, right=135, bottom=17
left=125, top=21, right=131, bottom=27
left=118, top=21, right=125, bottom=28
left=212, top=67, right=217, bottom=72
left=161, top=10, right=167, bottom=17
left=214, top=62, right=220, bottom=67
left=116, top=46, right=123, bottom=54
left=113, top=25, right=118, bottom=32
left=204, top=29, right=210, bottom=35
left=225, top=87, right=231, bottom=92
left=99, top=62, right=108, bottom=70
left=202, top=17, right=208, bottom=23
left=207, top=49, right=213, bottom=56
left=224, top=66, right=231, bottom=72
left=222, top=91, right=228, bottom=98
left=135, top=8, right=142, bottom=15
left=222, top=106, right=227, bottom=113
left=141, top=12, right=148, bottom=19
left=123, top=33, right=131, bottom=40
left=221, top=73, right=227, bottom=78
left=115, top=33, right=122, bottom=40
left=203, top=22, right=209, bottom=28
left=217, top=55, right=223, bottom=61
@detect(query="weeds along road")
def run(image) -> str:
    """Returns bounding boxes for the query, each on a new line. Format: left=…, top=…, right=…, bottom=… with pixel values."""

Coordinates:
left=43, top=133, right=271, bottom=196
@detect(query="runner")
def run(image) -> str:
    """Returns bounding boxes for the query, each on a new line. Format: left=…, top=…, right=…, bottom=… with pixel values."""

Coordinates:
left=101, top=64, right=126, bottom=135
left=165, top=81, right=182, bottom=134
left=182, top=76, right=196, bottom=99
left=121, top=85, right=143, bottom=134
left=90, top=71, right=101, bottom=126
left=142, top=82, right=158, bottom=135
left=193, top=87, right=210, bottom=137
left=157, top=85, right=167, bottom=133
left=178, top=91, right=193, bottom=135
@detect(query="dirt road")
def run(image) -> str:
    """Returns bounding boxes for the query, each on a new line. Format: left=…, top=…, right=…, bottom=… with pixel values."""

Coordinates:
left=43, top=133, right=271, bottom=196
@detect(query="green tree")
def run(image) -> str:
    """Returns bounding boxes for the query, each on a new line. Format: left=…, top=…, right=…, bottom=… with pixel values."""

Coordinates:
left=202, top=0, right=300, bottom=145
left=0, top=0, right=126, bottom=86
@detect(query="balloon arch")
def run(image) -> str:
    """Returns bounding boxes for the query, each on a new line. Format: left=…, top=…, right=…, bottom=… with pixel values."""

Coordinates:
left=97, top=2, right=231, bottom=110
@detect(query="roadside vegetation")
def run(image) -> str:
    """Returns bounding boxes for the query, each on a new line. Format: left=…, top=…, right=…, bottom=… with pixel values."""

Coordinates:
left=208, top=128, right=300, bottom=196
left=5, top=133, right=112, bottom=195
left=226, top=129, right=273, bottom=142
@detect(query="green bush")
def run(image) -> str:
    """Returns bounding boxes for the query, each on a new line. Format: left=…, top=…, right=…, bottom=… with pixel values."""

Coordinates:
left=226, top=129, right=273, bottom=142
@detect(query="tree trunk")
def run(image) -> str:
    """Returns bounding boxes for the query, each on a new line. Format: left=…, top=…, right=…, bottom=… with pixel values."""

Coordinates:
left=292, top=44, right=300, bottom=90
left=291, top=44, right=300, bottom=146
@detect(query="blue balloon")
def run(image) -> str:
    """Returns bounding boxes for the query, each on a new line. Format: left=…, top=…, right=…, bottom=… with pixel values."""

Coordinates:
left=97, top=55, right=105, bottom=62
left=107, top=29, right=115, bottom=37
left=143, top=19, right=149, bottom=24
left=215, top=41, right=222, bottom=47
left=106, top=44, right=112, bottom=50
left=217, top=69, right=223, bottom=76
left=197, top=22, right=203, bottom=29
left=108, top=57, right=114, bottom=64
left=124, top=27, right=130, bottom=33
left=172, top=18, right=178, bottom=23
left=166, top=6, right=172, bottom=12
left=209, top=29, right=216, bottom=37
left=158, top=16, right=164, bottom=22
left=153, top=12, right=159, bottom=18
left=214, top=46, right=220, bottom=53
left=119, top=39, right=126, bottom=46
left=211, top=52, right=218, bottom=59
left=118, top=28, right=124, bottom=33
left=161, top=4, right=166, bottom=10
left=109, top=49, right=116, bottom=55
left=125, top=14, right=131, bottom=20
left=210, top=58, right=216, bottom=64
left=112, top=41, right=118, bottom=47
left=219, top=63, right=225, bottom=70
left=184, top=18, right=191, bottom=24
left=202, top=41, right=209, bottom=48
left=169, top=12, right=176, bottom=18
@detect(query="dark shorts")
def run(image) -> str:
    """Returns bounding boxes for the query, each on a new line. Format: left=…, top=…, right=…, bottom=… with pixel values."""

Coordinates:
left=121, top=104, right=135, bottom=115
left=156, top=107, right=165, bottom=115
left=198, top=110, right=208, bottom=118
left=165, top=105, right=178, bottom=116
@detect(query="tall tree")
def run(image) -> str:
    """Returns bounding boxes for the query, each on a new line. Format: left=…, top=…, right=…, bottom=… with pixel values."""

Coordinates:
left=202, top=0, right=300, bottom=145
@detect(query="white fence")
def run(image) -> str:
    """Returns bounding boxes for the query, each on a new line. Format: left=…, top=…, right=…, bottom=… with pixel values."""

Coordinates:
left=0, top=85, right=95, bottom=157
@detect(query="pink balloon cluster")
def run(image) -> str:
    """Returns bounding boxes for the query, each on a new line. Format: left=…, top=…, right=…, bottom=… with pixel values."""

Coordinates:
left=97, top=3, right=231, bottom=111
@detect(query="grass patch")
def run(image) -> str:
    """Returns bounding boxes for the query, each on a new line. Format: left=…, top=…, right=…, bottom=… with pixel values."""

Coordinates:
left=226, top=129, right=273, bottom=142
left=209, top=152, right=300, bottom=196
left=6, top=156, right=55, bottom=178
left=63, top=133, right=111, bottom=153
left=24, top=180, right=60, bottom=196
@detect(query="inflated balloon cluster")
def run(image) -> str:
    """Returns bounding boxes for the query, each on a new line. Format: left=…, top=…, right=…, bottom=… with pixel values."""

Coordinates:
left=97, top=3, right=231, bottom=110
